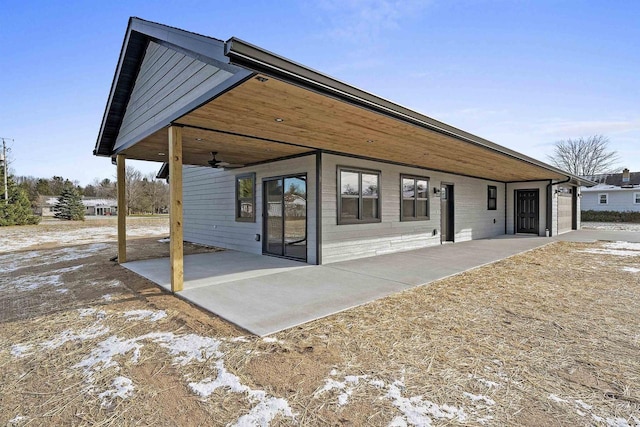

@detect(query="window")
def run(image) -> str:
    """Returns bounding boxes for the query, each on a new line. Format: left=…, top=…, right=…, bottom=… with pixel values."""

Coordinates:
left=599, top=193, right=608, bottom=205
left=235, top=173, right=255, bottom=222
left=487, top=185, right=497, bottom=210
left=634, top=193, right=640, bottom=204
left=338, top=167, right=380, bottom=224
left=401, top=175, right=429, bottom=220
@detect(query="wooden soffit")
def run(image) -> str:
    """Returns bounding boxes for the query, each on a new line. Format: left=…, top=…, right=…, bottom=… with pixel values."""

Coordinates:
left=122, top=74, right=566, bottom=182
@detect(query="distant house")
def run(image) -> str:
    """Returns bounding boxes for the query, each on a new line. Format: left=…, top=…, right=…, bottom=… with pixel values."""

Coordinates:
left=581, top=168, right=640, bottom=212
left=36, top=196, right=118, bottom=217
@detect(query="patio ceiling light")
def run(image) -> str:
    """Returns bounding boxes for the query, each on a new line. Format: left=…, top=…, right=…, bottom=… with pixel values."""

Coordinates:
left=274, top=118, right=284, bottom=122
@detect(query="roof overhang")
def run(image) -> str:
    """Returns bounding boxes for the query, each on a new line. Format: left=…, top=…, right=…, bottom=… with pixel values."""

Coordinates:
left=95, top=18, right=594, bottom=186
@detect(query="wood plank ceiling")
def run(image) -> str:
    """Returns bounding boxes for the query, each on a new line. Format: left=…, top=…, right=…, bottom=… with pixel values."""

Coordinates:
left=121, top=74, right=566, bottom=182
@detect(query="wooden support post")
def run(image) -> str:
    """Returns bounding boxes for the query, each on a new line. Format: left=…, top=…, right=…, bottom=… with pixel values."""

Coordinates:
left=169, top=125, right=184, bottom=292
left=116, top=154, right=127, bottom=263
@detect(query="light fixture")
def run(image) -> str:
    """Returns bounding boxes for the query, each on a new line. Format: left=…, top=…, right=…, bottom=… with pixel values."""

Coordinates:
left=366, top=139, right=374, bottom=144
left=274, top=118, right=284, bottom=122
left=256, top=76, right=269, bottom=83
left=158, top=152, right=166, bottom=156
left=195, top=138, right=203, bottom=141
left=433, top=187, right=441, bottom=195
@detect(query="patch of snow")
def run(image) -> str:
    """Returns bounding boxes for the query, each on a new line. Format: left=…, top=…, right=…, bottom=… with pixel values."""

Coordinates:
left=477, top=415, right=494, bottom=425
left=549, top=394, right=569, bottom=404
left=581, top=222, right=640, bottom=232
left=98, top=376, right=134, bottom=406
left=622, top=267, right=640, bottom=273
left=389, top=416, right=408, bottom=427
left=329, top=368, right=338, bottom=376
left=316, top=374, right=368, bottom=406
left=231, top=336, right=250, bottom=343
left=189, top=360, right=248, bottom=397
left=10, top=344, right=33, bottom=358
left=386, top=382, right=468, bottom=426
left=463, top=392, right=495, bottom=406
left=231, top=397, right=295, bottom=427
left=122, top=309, right=167, bottom=322
left=0, top=222, right=168, bottom=254
left=78, top=308, right=97, bottom=317
left=549, top=394, right=636, bottom=426
left=369, top=379, right=385, bottom=388
left=8, top=415, right=28, bottom=424
left=261, top=337, right=281, bottom=343
left=468, top=374, right=500, bottom=389
left=42, top=322, right=110, bottom=350
left=575, top=399, right=592, bottom=410
left=603, top=241, right=640, bottom=251
left=157, top=237, right=170, bottom=243
left=56, top=288, right=69, bottom=294
left=581, top=241, right=640, bottom=257
left=102, top=294, right=113, bottom=301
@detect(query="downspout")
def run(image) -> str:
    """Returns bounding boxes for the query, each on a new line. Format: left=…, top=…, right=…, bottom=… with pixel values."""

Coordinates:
left=504, top=182, right=507, bottom=234
left=545, top=176, right=571, bottom=237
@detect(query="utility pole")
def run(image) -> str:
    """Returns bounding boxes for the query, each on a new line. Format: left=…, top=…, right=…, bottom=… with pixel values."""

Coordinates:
left=0, top=137, right=12, bottom=203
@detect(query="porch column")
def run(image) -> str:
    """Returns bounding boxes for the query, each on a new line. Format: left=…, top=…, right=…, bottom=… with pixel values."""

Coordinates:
left=169, top=125, right=184, bottom=292
left=116, top=154, right=126, bottom=263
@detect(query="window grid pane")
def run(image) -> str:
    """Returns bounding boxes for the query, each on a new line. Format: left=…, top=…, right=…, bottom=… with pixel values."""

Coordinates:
left=339, top=169, right=380, bottom=223
left=401, top=176, right=429, bottom=220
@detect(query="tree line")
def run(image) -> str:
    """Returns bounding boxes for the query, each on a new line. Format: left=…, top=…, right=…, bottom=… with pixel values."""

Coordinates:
left=10, top=166, right=169, bottom=218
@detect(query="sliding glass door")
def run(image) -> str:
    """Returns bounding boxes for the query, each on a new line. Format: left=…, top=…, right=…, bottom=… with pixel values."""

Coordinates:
left=263, top=175, right=307, bottom=261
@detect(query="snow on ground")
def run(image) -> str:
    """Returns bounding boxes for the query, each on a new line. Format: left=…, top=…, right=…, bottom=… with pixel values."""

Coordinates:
left=622, top=267, right=640, bottom=273
left=315, top=371, right=499, bottom=426
left=0, top=244, right=107, bottom=273
left=548, top=394, right=638, bottom=427
left=8, top=308, right=296, bottom=424
left=580, top=241, right=640, bottom=257
left=582, top=222, right=640, bottom=232
left=0, top=220, right=168, bottom=254
left=98, top=376, right=135, bottom=407
left=122, top=309, right=167, bottom=322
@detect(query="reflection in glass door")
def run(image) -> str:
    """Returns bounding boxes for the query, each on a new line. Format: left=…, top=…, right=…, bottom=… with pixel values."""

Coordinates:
left=263, top=175, right=307, bottom=261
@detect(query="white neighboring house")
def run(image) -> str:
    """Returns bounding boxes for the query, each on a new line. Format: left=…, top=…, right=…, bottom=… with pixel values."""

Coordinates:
left=38, top=196, right=118, bottom=217
left=581, top=169, right=640, bottom=212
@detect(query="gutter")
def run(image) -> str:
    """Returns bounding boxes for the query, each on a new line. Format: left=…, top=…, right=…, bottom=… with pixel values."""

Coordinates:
left=545, top=176, right=571, bottom=237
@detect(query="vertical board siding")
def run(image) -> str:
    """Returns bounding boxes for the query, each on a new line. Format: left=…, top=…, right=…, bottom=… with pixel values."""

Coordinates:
left=321, top=154, right=505, bottom=263
left=114, top=42, right=233, bottom=151
left=580, top=190, right=640, bottom=212
left=182, top=155, right=317, bottom=264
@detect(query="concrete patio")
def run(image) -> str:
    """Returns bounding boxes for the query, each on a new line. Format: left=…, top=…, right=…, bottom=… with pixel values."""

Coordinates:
left=123, top=230, right=638, bottom=336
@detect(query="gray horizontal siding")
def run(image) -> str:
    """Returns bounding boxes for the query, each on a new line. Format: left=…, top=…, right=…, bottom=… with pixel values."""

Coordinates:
left=182, top=155, right=317, bottom=264
left=322, top=154, right=505, bottom=263
left=581, top=190, right=640, bottom=212
left=114, top=41, right=233, bottom=151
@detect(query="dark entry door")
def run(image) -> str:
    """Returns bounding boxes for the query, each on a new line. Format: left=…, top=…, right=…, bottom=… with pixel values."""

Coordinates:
left=263, top=175, right=307, bottom=261
left=516, top=189, right=539, bottom=234
left=441, top=184, right=454, bottom=242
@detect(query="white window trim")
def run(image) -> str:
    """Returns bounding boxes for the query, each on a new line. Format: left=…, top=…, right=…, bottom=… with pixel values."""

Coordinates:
left=634, top=192, right=640, bottom=205
left=598, top=193, right=608, bottom=205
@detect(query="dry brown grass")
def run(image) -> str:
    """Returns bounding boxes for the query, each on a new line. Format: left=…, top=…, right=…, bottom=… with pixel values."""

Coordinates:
left=1, top=227, right=639, bottom=426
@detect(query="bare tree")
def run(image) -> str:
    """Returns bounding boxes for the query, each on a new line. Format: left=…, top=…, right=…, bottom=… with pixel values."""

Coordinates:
left=547, top=135, right=619, bottom=176
left=124, top=166, right=142, bottom=214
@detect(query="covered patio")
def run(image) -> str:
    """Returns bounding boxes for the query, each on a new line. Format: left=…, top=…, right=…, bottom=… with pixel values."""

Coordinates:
left=123, top=235, right=550, bottom=336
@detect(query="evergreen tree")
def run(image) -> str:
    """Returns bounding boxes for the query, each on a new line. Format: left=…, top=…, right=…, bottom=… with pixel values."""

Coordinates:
left=0, top=174, right=41, bottom=226
left=53, top=184, right=85, bottom=221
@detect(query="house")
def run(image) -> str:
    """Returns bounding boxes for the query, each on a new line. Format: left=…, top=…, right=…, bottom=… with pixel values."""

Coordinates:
left=35, top=195, right=118, bottom=217
left=93, top=18, right=593, bottom=290
left=581, top=168, right=640, bottom=212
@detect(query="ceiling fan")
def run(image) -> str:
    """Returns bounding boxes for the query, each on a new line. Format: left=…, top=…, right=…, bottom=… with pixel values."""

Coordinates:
left=207, top=152, right=244, bottom=169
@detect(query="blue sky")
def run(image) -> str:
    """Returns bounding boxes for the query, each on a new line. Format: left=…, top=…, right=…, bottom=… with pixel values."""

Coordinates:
left=1, top=0, right=638, bottom=185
